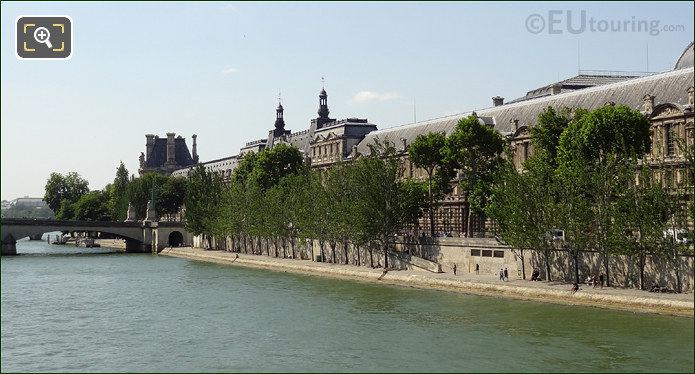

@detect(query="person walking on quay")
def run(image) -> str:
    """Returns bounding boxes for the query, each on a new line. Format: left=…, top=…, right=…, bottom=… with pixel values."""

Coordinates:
left=499, top=268, right=504, bottom=281
left=599, top=273, right=605, bottom=289
left=504, top=267, right=509, bottom=281
left=475, top=263, right=480, bottom=275
left=452, top=263, right=457, bottom=276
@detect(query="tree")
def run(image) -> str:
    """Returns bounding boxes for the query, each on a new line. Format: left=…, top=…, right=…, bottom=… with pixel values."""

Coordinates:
left=55, top=200, right=76, bottom=220
left=350, top=139, right=426, bottom=268
left=616, top=167, right=674, bottom=290
left=44, top=172, right=89, bottom=213
left=408, top=132, right=455, bottom=236
left=445, top=115, right=506, bottom=237
left=108, top=162, right=130, bottom=221
left=159, top=176, right=187, bottom=219
left=247, top=144, right=305, bottom=192
left=487, top=155, right=559, bottom=281
left=530, top=107, right=576, bottom=164
left=296, top=170, right=332, bottom=262
left=73, top=191, right=111, bottom=221
left=556, top=104, right=652, bottom=287
left=185, top=165, right=224, bottom=248
left=126, top=173, right=170, bottom=219
left=232, top=152, right=258, bottom=185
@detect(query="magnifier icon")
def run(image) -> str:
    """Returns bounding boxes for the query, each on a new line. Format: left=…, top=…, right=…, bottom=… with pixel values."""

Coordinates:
left=33, top=27, right=53, bottom=49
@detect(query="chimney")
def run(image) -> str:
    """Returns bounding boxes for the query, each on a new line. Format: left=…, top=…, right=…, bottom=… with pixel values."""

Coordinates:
left=192, top=134, right=198, bottom=163
left=550, top=83, right=562, bottom=95
left=145, top=134, right=155, bottom=161
left=401, top=138, right=407, bottom=150
left=492, top=96, right=504, bottom=107
left=166, top=132, right=176, bottom=164
left=642, top=94, right=655, bottom=114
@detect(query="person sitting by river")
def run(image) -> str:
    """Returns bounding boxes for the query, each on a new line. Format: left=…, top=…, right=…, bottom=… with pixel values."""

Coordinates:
left=650, top=281, right=660, bottom=292
left=571, top=283, right=580, bottom=294
left=531, top=269, right=540, bottom=281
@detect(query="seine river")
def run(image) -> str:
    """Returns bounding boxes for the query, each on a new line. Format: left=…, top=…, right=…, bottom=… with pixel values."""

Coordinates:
left=2, top=238, right=693, bottom=372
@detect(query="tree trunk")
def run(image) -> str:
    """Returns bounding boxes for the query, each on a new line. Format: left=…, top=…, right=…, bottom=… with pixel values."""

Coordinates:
left=319, top=240, right=325, bottom=262
left=638, top=252, right=645, bottom=290
left=520, top=248, right=525, bottom=280
left=674, top=252, right=682, bottom=293
left=463, top=197, right=471, bottom=238
left=274, top=238, right=279, bottom=257
left=428, top=174, right=435, bottom=237
left=369, top=245, right=374, bottom=268
left=544, top=249, right=552, bottom=282
left=330, top=241, right=337, bottom=263
left=383, top=239, right=389, bottom=269
left=282, top=237, right=287, bottom=258
left=573, top=252, right=580, bottom=285
left=356, top=245, right=361, bottom=266
left=290, top=237, right=296, bottom=259
left=206, top=236, right=212, bottom=250
left=344, top=239, right=349, bottom=265
left=603, top=252, right=610, bottom=287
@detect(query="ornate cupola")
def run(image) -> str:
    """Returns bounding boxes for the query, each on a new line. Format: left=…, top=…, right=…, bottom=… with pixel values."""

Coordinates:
left=316, top=80, right=334, bottom=128
left=273, top=101, right=286, bottom=137
left=318, top=88, right=330, bottom=119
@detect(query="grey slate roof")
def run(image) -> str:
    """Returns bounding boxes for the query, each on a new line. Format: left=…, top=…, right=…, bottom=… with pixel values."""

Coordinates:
left=508, top=73, right=646, bottom=104
left=356, top=67, right=694, bottom=155
left=145, top=138, right=195, bottom=167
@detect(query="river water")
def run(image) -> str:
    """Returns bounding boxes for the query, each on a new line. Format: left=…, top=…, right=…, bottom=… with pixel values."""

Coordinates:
left=1, top=238, right=693, bottom=372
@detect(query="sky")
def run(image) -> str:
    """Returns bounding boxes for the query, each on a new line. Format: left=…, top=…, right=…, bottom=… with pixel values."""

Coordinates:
left=1, top=1, right=693, bottom=200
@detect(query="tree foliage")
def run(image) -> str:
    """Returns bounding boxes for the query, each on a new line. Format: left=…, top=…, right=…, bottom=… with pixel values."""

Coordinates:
left=73, top=191, right=111, bottom=221
left=445, top=115, right=506, bottom=236
left=44, top=172, right=89, bottom=213
left=185, top=165, right=225, bottom=240
left=108, top=162, right=130, bottom=220
left=408, top=131, right=455, bottom=236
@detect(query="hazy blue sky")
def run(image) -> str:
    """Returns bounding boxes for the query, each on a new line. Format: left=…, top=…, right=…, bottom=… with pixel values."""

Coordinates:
left=1, top=1, right=693, bottom=200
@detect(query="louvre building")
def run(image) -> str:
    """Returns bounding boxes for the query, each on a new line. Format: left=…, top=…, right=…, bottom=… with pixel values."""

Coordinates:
left=163, top=42, right=693, bottom=237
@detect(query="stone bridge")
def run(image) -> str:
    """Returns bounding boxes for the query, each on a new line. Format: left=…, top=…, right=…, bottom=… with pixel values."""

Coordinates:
left=0, top=218, right=191, bottom=255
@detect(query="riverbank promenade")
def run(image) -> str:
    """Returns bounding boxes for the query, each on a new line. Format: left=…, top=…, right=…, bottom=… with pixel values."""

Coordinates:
left=161, top=247, right=693, bottom=317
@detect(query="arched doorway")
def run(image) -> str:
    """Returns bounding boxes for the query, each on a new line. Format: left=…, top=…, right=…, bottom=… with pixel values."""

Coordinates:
left=168, top=231, right=184, bottom=247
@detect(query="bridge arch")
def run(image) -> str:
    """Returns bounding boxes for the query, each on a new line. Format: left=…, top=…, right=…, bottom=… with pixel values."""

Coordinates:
left=168, top=231, right=184, bottom=247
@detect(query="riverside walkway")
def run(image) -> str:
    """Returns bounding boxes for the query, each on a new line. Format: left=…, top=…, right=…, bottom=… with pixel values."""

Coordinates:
left=161, top=247, right=694, bottom=317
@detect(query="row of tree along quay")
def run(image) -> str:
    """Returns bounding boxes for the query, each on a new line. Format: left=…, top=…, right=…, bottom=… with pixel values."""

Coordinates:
left=43, top=104, right=693, bottom=291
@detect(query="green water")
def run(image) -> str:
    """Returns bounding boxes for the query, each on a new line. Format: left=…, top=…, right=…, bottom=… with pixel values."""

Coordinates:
left=1, top=239, right=693, bottom=372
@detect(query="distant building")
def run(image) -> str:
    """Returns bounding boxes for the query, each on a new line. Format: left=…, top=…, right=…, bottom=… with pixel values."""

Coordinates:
left=11, top=197, right=48, bottom=208
left=1, top=197, right=53, bottom=219
left=138, top=133, right=198, bottom=176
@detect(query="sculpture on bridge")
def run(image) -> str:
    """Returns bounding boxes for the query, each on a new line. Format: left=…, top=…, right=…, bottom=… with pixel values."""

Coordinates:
left=144, top=200, right=157, bottom=222
left=125, top=203, right=137, bottom=222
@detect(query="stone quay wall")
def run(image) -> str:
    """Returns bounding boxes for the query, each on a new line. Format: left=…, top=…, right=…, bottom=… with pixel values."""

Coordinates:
left=191, top=234, right=693, bottom=292
left=192, top=234, right=411, bottom=270
left=397, top=237, right=694, bottom=293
